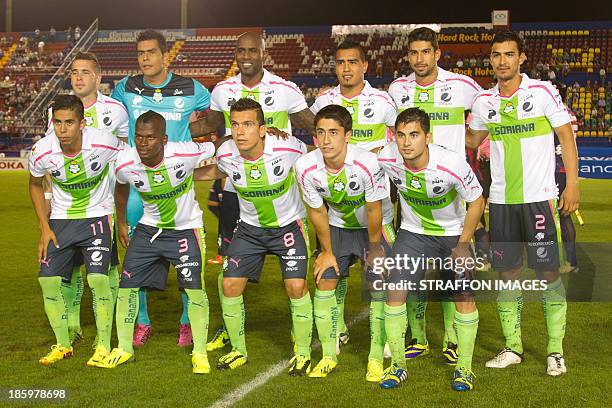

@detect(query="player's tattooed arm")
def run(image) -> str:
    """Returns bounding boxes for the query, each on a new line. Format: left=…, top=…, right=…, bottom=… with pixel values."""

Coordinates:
left=465, top=128, right=488, bottom=150
left=364, top=200, right=384, bottom=270
left=29, top=175, right=58, bottom=261
left=307, top=204, right=339, bottom=283
left=556, top=123, right=580, bottom=216
left=193, top=164, right=225, bottom=181
left=289, top=108, right=316, bottom=137
left=189, top=110, right=225, bottom=138
left=114, top=182, right=130, bottom=248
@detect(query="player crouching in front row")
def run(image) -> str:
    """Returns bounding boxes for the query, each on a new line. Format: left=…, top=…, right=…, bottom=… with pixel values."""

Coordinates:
left=377, top=108, right=484, bottom=391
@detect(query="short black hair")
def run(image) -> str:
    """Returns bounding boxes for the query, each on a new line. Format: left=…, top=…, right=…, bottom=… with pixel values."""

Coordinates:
left=336, top=40, right=366, bottom=61
left=314, top=104, right=352, bottom=132
left=136, top=110, right=166, bottom=135
left=230, top=98, right=266, bottom=126
left=51, top=95, right=84, bottom=120
left=72, top=51, right=101, bottom=74
left=408, top=27, right=439, bottom=51
left=395, top=107, right=430, bottom=134
left=136, top=29, right=167, bottom=54
left=491, top=30, right=526, bottom=55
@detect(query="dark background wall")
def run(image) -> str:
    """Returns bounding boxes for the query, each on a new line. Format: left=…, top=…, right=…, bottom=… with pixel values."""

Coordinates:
left=0, top=0, right=609, bottom=32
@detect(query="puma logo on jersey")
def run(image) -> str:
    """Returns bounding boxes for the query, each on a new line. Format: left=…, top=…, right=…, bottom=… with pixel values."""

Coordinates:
left=134, top=87, right=144, bottom=94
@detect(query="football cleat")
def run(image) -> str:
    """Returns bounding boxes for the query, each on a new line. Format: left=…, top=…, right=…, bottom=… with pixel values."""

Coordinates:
left=365, top=359, right=384, bottom=382
left=207, top=326, right=230, bottom=351
left=217, top=350, right=248, bottom=370
left=98, top=348, right=134, bottom=368
left=546, top=353, right=567, bottom=376
left=87, top=345, right=110, bottom=367
left=442, top=342, right=458, bottom=365
left=39, top=345, right=73, bottom=366
left=452, top=367, right=476, bottom=391
left=288, top=354, right=312, bottom=376
left=308, top=356, right=337, bottom=378
left=380, top=364, right=408, bottom=389
left=177, top=324, right=193, bottom=347
left=485, top=348, right=523, bottom=368
left=192, top=352, right=211, bottom=374
left=405, top=338, right=429, bottom=359
left=335, top=331, right=350, bottom=355
left=132, top=324, right=152, bottom=347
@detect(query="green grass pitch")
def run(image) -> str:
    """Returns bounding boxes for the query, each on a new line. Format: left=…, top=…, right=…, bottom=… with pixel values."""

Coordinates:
left=0, top=171, right=610, bottom=407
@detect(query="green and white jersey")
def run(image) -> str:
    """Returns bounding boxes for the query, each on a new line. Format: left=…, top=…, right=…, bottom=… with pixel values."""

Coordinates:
left=216, top=134, right=307, bottom=228
left=378, top=143, right=482, bottom=236
left=469, top=74, right=571, bottom=204
left=29, top=128, right=123, bottom=219
left=46, top=92, right=129, bottom=138
left=310, top=81, right=397, bottom=152
left=295, top=144, right=394, bottom=229
left=114, top=142, right=215, bottom=230
left=388, top=68, right=481, bottom=153
left=210, top=69, right=308, bottom=136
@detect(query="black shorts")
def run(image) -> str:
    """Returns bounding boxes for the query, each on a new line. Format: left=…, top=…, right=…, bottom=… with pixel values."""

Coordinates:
left=40, top=215, right=115, bottom=281
left=321, top=223, right=395, bottom=281
left=120, top=224, right=206, bottom=291
left=223, top=219, right=310, bottom=283
left=479, top=158, right=491, bottom=199
left=70, top=221, right=120, bottom=269
left=218, top=191, right=240, bottom=256
left=555, top=170, right=566, bottom=197
left=383, top=230, right=472, bottom=295
left=489, top=200, right=562, bottom=272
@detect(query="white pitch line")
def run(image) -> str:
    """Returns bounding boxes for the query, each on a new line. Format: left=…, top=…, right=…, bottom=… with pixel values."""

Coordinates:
left=208, top=308, right=370, bottom=408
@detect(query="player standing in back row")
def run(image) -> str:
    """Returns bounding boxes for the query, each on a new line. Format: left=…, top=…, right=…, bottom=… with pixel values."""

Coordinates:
left=466, top=31, right=579, bottom=376
left=189, top=31, right=315, bottom=352
left=388, top=27, right=482, bottom=365
left=112, top=29, right=212, bottom=348
left=310, top=40, right=397, bottom=353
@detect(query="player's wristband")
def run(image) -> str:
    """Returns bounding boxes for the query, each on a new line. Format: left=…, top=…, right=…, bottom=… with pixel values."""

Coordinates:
left=44, top=193, right=53, bottom=200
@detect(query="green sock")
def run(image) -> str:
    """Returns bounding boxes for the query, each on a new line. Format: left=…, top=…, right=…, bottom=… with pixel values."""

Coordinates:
left=384, top=303, right=407, bottom=368
left=87, top=274, right=113, bottom=350
left=39, top=276, right=70, bottom=348
left=108, top=265, right=120, bottom=306
left=221, top=295, right=246, bottom=355
left=368, top=291, right=386, bottom=363
left=497, top=287, right=523, bottom=354
left=116, top=287, right=139, bottom=354
left=406, top=291, right=427, bottom=344
left=442, top=298, right=458, bottom=346
left=185, top=289, right=210, bottom=355
left=61, top=267, right=83, bottom=332
left=542, top=278, right=567, bottom=355
left=290, top=292, right=313, bottom=359
left=314, top=289, right=337, bottom=360
left=335, top=277, right=348, bottom=334
left=217, top=268, right=225, bottom=303
left=454, top=309, right=479, bottom=371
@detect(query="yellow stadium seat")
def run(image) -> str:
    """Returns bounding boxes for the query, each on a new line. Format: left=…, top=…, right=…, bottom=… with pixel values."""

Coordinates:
left=595, top=48, right=600, bottom=53
left=588, top=68, right=593, bottom=73
left=580, top=87, right=585, bottom=92
left=577, top=130, right=583, bottom=137
left=585, top=115, right=591, bottom=120
left=584, top=30, right=589, bottom=35
left=547, top=43, right=553, bottom=49
left=572, top=30, right=578, bottom=36
left=560, top=31, right=566, bottom=36
left=605, top=114, right=611, bottom=120
left=578, top=30, right=584, bottom=35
